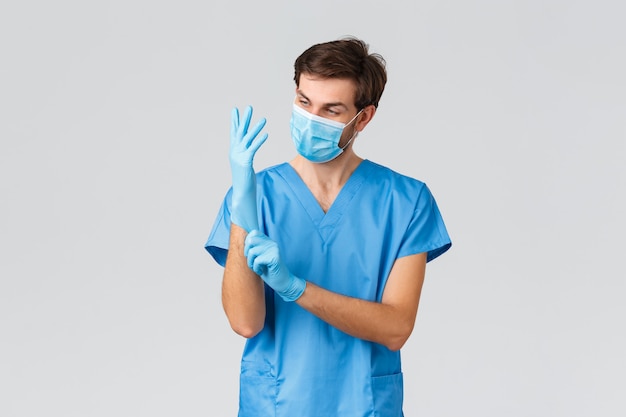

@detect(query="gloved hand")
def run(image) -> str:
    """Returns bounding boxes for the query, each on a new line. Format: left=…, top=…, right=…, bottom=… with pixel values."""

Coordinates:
left=229, top=105, right=268, bottom=232
left=244, top=230, right=306, bottom=302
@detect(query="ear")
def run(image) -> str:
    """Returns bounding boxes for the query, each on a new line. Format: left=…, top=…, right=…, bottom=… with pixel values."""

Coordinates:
left=355, top=105, right=377, bottom=132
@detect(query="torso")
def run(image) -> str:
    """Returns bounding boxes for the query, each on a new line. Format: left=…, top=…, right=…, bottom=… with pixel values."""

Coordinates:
left=289, top=154, right=363, bottom=213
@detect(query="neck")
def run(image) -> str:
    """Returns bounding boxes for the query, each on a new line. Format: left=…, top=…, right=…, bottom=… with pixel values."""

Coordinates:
left=290, top=150, right=363, bottom=189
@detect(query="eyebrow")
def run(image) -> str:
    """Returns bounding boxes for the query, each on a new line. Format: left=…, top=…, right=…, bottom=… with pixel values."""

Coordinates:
left=297, top=90, right=349, bottom=110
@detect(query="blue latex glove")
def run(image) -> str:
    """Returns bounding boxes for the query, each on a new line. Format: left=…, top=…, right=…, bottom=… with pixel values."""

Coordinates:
left=229, top=105, right=268, bottom=232
left=244, top=230, right=306, bottom=302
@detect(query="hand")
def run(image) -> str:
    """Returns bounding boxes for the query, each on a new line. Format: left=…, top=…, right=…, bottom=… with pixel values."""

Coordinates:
left=244, top=230, right=306, bottom=302
left=229, top=105, right=268, bottom=231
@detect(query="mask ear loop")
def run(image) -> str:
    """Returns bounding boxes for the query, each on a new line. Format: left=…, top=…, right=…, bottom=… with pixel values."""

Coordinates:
left=345, top=108, right=364, bottom=127
left=340, top=109, right=364, bottom=150
left=340, top=132, right=357, bottom=151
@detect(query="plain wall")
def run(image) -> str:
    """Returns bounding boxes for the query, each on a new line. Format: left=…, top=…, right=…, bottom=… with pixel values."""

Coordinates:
left=1, top=1, right=625, bottom=416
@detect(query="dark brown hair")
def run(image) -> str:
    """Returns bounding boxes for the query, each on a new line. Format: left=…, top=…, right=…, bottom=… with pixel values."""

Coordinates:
left=294, top=37, right=387, bottom=109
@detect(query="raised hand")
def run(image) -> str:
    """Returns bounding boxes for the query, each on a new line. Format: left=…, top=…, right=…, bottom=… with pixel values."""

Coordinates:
left=229, top=105, right=268, bottom=231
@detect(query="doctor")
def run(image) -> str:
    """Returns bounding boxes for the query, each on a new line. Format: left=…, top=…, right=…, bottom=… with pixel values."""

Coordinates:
left=205, top=36, right=451, bottom=417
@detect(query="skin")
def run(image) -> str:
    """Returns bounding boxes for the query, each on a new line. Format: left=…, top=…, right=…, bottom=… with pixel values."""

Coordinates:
left=222, top=73, right=427, bottom=351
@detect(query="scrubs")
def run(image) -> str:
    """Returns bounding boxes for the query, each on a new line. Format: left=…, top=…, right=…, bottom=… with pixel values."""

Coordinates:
left=205, top=160, right=451, bottom=417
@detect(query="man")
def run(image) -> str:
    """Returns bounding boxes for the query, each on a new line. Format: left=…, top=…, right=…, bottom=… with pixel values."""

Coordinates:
left=205, top=37, right=451, bottom=417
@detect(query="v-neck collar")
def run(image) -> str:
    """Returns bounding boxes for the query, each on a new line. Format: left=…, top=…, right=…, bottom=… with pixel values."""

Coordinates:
left=275, top=160, right=375, bottom=241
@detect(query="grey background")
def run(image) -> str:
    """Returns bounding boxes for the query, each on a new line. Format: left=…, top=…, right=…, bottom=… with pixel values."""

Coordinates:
left=1, top=1, right=624, bottom=416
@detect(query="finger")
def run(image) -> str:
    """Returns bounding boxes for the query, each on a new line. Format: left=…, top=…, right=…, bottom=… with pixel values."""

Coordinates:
left=251, top=260, right=266, bottom=277
left=244, top=230, right=262, bottom=255
left=243, top=116, right=266, bottom=141
left=230, top=107, right=240, bottom=142
left=252, top=249, right=275, bottom=269
left=244, top=232, right=271, bottom=258
left=243, top=117, right=267, bottom=148
left=239, top=105, right=253, bottom=138
left=249, top=257, right=266, bottom=276
left=247, top=132, right=269, bottom=155
left=246, top=229, right=269, bottom=243
left=246, top=250, right=257, bottom=270
left=244, top=235, right=255, bottom=258
left=245, top=239, right=271, bottom=261
left=245, top=240, right=264, bottom=269
left=246, top=245, right=270, bottom=275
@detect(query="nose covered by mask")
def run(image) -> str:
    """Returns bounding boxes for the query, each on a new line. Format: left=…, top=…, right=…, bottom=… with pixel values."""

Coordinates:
left=290, top=104, right=362, bottom=163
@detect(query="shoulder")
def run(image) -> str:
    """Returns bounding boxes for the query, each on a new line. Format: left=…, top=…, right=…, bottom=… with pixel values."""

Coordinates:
left=254, top=162, right=292, bottom=184
left=362, top=160, right=429, bottom=194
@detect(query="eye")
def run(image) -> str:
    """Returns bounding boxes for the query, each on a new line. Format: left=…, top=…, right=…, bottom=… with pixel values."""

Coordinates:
left=298, top=99, right=309, bottom=106
left=326, top=108, right=339, bottom=116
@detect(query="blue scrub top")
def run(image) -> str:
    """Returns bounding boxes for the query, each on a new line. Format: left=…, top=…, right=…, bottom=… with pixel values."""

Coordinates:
left=205, top=160, right=451, bottom=417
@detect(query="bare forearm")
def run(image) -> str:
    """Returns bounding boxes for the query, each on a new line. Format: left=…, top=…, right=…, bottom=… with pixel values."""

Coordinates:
left=296, top=282, right=416, bottom=351
left=222, top=224, right=266, bottom=338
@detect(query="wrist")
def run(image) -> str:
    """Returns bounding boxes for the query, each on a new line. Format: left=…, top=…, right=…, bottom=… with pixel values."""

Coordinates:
left=231, top=167, right=256, bottom=191
left=279, top=275, right=306, bottom=302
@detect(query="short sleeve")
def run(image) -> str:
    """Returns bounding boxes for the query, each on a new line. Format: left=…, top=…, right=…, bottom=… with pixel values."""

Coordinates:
left=397, top=184, right=452, bottom=262
left=204, top=188, right=233, bottom=267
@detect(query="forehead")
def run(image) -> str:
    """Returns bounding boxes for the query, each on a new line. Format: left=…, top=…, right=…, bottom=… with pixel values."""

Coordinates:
left=297, top=74, right=357, bottom=108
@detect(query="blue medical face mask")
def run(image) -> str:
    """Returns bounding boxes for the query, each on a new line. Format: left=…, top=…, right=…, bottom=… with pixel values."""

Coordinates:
left=290, top=103, right=363, bottom=163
